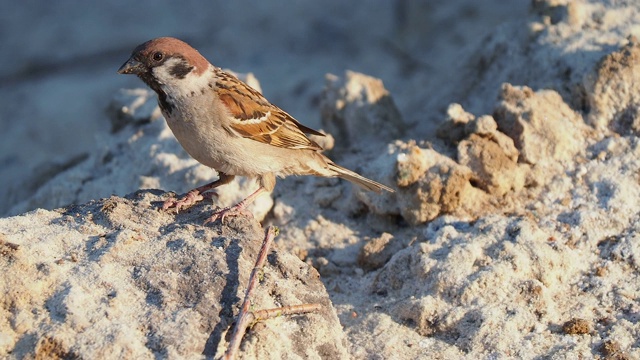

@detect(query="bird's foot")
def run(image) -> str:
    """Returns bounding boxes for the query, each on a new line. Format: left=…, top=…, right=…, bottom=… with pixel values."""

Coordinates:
left=162, top=190, right=216, bottom=212
left=204, top=203, right=253, bottom=224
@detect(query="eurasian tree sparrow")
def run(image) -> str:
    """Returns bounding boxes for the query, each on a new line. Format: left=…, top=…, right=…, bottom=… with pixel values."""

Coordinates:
left=118, top=37, right=394, bottom=223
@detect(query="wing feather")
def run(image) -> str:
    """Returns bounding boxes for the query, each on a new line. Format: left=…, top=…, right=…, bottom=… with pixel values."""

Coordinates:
left=216, top=71, right=324, bottom=151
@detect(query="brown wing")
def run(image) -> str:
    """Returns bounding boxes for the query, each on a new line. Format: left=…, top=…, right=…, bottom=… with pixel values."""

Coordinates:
left=216, top=71, right=324, bottom=151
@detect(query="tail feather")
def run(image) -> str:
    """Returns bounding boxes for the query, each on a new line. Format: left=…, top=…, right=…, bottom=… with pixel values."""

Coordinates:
left=328, top=163, right=394, bottom=193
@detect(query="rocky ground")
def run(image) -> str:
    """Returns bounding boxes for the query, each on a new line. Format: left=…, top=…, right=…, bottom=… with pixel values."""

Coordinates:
left=2, top=0, right=640, bottom=359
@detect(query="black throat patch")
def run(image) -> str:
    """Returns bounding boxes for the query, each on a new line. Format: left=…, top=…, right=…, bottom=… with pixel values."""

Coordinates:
left=137, top=73, right=175, bottom=114
left=157, top=92, right=175, bottom=115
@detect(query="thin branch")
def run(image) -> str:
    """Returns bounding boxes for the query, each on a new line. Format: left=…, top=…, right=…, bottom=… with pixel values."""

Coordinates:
left=250, top=303, right=323, bottom=321
left=221, top=226, right=324, bottom=360
left=222, top=225, right=278, bottom=360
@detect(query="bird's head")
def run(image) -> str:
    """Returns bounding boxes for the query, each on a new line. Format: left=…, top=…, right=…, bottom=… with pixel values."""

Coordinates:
left=118, top=37, right=210, bottom=95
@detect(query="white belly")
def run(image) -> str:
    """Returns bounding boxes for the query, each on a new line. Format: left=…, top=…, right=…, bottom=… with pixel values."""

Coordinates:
left=165, top=109, right=291, bottom=177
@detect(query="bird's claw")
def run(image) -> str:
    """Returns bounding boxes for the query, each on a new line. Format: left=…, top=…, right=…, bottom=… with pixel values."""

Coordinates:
left=162, top=190, right=205, bottom=212
left=204, top=205, right=253, bottom=225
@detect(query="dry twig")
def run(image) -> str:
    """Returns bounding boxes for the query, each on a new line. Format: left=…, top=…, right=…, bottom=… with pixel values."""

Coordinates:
left=222, top=226, right=322, bottom=360
left=251, top=303, right=323, bottom=321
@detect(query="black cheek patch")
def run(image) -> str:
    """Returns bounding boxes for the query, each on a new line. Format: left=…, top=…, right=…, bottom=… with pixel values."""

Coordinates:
left=169, top=62, right=194, bottom=79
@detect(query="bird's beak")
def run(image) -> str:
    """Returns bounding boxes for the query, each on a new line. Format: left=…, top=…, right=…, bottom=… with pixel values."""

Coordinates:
left=117, top=57, right=146, bottom=75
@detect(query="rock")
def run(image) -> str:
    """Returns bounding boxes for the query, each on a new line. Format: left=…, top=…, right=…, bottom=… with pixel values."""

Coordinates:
left=584, top=36, right=640, bottom=132
left=372, top=216, right=586, bottom=350
left=493, top=84, right=586, bottom=164
left=320, top=71, right=404, bottom=150
left=396, top=143, right=431, bottom=188
left=608, top=104, right=640, bottom=136
left=436, top=107, right=528, bottom=197
left=396, top=146, right=472, bottom=225
left=0, top=191, right=348, bottom=359
left=345, top=128, right=640, bottom=357
left=436, top=105, right=528, bottom=197
left=562, top=318, right=592, bottom=335
left=357, top=232, right=405, bottom=271
left=436, top=103, right=476, bottom=144
left=357, top=141, right=486, bottom=225
left=457, top=115, right=527, bottom=196
left=465, top=115, right=499, bottom=137
left=599, top=340, right=629, bottom=359
left=458, top=134, right=524, bottom=196
left=530, top=0, right=579, bottom=26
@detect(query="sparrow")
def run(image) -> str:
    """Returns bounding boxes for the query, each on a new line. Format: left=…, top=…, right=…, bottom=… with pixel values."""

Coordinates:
left=118, top=37, right=394, bottom=223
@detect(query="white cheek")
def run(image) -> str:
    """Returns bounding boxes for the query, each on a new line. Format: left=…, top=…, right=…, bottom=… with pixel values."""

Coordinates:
left=153, top=59, right=213, bottom=99
left=151, top=58, right=180, bottom=84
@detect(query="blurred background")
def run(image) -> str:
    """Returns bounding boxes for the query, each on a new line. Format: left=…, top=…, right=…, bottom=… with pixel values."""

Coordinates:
left=0, top=1, right=528, bottom=215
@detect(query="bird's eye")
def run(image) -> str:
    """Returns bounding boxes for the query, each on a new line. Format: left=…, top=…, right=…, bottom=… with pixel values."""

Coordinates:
left=152, top=52, right=164, bottom=61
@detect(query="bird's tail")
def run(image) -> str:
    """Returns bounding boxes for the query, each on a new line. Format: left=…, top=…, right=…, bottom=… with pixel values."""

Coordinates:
left=328, top=163, right=395, bottom=193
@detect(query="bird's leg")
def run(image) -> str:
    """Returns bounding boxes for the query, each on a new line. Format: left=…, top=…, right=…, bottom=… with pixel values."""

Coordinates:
left=204, top=186, right=268, bottom=224
left=162, top=173, right=235, bottom=212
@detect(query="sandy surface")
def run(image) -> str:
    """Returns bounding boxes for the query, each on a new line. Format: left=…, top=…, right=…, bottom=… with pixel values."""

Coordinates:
left=2, top=0, right=640, bottom=359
